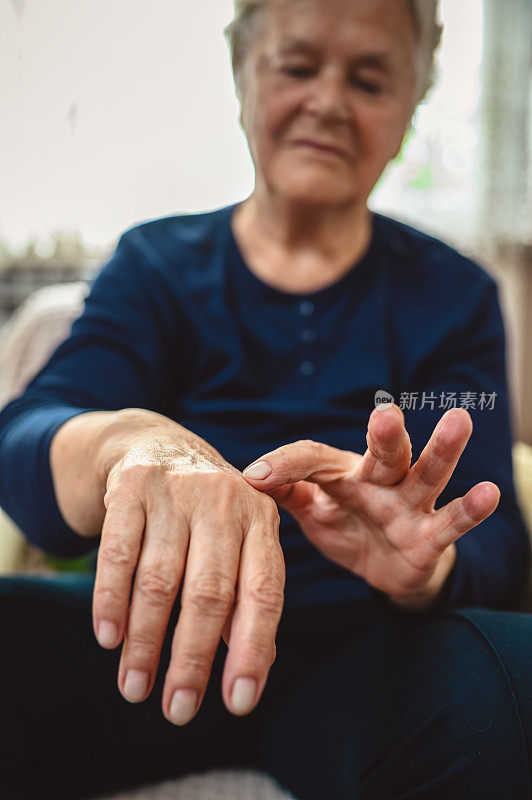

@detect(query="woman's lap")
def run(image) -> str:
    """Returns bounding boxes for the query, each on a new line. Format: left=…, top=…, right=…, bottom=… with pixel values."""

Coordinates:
left=0, top=573, right=365, bottom=799
left=0, top=572, right=277, bottom=799
left=260, top=605, right=532, bottom=800
left=0, top=574, right=530, bottom=800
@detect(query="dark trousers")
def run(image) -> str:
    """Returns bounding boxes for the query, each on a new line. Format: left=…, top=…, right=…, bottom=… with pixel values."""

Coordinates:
left=0, top=572, right=530, bottom=800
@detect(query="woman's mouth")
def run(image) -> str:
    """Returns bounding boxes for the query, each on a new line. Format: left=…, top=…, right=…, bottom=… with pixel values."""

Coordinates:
left=292, top=140, right=346, bottom=158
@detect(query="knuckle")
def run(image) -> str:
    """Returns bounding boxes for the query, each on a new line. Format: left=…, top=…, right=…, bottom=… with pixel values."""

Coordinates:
left=376, top=447, right=400, bottom=469
left=176, top=649, right=212, bottom=676
left=221, top=474, right=250, bottom=504
left=100, top=536, right=137, bottom=569
left=239, top=637, right=274, bottom=664
left=185, top=576, right=235, bottom=616
left=418, top=468, right=438, bottom=489
left=299, top=438, right=320, bottom=454
left=196, top=473, right=246, bottom=512
left=136, top=569, right=179, bottom=605
left=103, top=484, right=123, bottom=506
left=275, top=439, right=317, bottom=476
left=246, top=574, right=284, bottom=613
left=125, top=636, right=160, bottom=662
left=114, top=462, right=155, bottom=489
left=201, top=471, right=240, bottom=493
left=104, top=478, right=139, bottom=509
left=95, top=584, right=123, bottom=607
left=260, top=496, right=280, bottom=524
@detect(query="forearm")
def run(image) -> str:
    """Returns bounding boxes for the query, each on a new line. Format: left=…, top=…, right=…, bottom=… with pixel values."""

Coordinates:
left=49, top=408, right=125, bottom=539
left=50, top=407, right=235, bottom=539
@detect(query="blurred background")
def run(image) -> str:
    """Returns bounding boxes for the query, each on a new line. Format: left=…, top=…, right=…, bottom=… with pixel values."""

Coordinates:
left=0, top=0, right=531, bottom=573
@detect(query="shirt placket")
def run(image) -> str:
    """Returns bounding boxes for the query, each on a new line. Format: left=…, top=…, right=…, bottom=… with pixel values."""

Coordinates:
left=295, top=298, right=317, bottom=399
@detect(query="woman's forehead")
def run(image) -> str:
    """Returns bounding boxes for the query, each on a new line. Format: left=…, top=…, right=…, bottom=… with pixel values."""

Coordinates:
left=260, top=0, right=417, bottom=54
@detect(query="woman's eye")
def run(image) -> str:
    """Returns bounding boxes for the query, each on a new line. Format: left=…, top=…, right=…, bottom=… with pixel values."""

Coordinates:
left=282, top=67, right=381, bottom=94
left=351, top=78, right=382, bottom=95
left=282, top=66, right=313, bottom=78
left=280, top=65, right=382, bottom=94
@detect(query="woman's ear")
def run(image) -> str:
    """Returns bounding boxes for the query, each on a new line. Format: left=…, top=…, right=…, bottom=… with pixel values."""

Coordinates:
left=236, top=78, right=247, bottom=135
left=390, top=115, right=416, bottom=161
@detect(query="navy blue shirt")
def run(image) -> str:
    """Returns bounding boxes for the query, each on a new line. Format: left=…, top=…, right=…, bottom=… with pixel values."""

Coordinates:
left=0, top=202, right=530, bottom=614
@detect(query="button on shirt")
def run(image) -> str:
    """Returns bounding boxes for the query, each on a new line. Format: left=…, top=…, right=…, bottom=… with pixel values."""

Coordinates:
left=299, top=300, right=314, bottom=316
left=300, top=329, right=316, bottom=344
left=299, top=361, right=315, bottom=376
left=0, top=203, right=529, bottom=614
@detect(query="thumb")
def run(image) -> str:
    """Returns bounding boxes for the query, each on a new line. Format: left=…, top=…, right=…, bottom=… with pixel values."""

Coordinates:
left=257, top=482, right=317, bottom=516
left=241, top=439, right=358, bottom=505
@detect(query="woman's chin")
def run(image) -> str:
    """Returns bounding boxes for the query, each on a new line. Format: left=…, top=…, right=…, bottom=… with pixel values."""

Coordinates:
left=268, top=162, right=358, bottom=202
left=274, top=182, right=358, bottom=207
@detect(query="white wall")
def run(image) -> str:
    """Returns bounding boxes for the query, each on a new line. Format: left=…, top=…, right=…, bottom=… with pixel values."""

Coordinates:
left=1, top=0, right=483, bottom=254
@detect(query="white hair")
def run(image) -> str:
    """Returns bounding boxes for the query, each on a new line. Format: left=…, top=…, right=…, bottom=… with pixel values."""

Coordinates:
left=223, top=0, right=443, bottom=105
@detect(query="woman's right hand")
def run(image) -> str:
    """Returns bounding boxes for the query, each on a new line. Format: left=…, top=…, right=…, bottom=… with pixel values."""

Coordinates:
left=91, top=426, right=285, bottom=726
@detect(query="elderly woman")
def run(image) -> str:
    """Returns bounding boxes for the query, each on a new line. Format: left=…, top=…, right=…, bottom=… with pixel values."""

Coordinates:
left=0, top=0, right=531, bottom=798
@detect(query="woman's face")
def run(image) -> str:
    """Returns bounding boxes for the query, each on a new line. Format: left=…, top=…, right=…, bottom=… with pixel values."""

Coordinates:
left=238, top=0, right=420, bottom=209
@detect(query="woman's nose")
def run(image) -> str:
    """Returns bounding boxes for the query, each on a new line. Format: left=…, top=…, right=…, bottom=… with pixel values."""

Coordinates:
left=305, top=70, right=350, bottom=122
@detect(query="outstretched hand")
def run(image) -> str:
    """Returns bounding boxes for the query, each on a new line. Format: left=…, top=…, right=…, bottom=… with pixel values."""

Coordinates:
left=241, top=404, right=500, bottom=609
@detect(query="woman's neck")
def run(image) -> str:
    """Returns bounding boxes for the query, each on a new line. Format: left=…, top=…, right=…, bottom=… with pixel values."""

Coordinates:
left=231, top=192, right=373, bottom=294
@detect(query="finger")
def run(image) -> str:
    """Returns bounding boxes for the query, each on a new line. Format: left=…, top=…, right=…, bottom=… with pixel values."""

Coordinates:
left=221, top=601, right=236, bottom=648
left=161, top=508, right=243, bottom=726
left=221, top=603, right=276, bottom=664
left=220, top=512, right=285, bottom=716
left=399, top=408, right=473, bottom=512
left=92, top=487, right=145, bottom=652
left=117, top=491, right=188, bottom=704
left=429, top=481, right=501, bottom=551
left=242, top=440, right=358, bottom=505
left=357, top=403, right=412, bottom=485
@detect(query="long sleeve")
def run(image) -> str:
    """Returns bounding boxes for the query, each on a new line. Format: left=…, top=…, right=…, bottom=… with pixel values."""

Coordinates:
left=0, top=229, right=177, bottom=558
left=370, top=276, right=531, bottom=615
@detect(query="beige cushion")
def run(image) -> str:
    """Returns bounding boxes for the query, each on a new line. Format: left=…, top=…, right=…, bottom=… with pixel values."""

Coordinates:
left=0, top=281, right=89, bottom=406
left=513, top=441, right=532, bottom=538
left=0, top=281, right=90, bottom=575
left=90, top=769, right=294, bottom=800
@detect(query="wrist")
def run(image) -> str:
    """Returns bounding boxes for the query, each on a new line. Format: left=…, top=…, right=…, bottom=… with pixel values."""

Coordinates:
left=94, top=408, right=238, bottom=491
left=94, top=408, right=180, bottom=488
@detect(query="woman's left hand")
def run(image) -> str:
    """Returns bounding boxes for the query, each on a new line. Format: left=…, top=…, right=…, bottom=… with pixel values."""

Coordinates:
left=241, top=405, right=501, bottom=609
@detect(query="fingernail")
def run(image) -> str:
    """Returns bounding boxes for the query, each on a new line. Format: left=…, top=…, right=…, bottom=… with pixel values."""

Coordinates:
left=123, top=669, right=149, bottom=702
left=97, top=620, right=118, bottom=648
left=374, top=402, right=394, bottom=413
left=231, top=677, right=257, bottom=714
left=242, top=461, right=272, bottom=479
left=170, top=689, right=198, bottom=725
